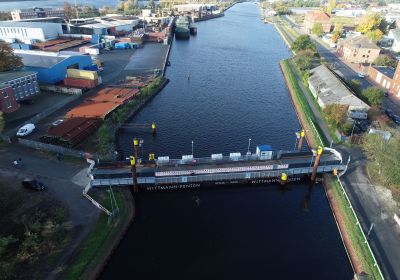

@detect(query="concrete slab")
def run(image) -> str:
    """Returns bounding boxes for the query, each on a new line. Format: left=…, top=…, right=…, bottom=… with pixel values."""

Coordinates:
left=124, top=43, right=169, bottom=75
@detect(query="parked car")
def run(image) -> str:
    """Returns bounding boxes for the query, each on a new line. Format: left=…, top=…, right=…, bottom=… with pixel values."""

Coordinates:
left=385, top=109, right=394, bottom=119
left=16, top=123, right=35, bottom=137
left=51, top=119, right=64, bottom=127
left=392, top=115, right=400, bottom=125
left=21, top=179, right=46, bottom=191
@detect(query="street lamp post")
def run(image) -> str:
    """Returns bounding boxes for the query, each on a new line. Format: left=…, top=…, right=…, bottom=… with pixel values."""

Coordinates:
left=247, top=138, right=252, bottom=155
left=191, top=140, right=194, bottom=157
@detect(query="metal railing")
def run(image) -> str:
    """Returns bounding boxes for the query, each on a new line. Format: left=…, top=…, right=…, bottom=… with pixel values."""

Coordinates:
left=336, top=177, right=385, bottom=280
left=91, top=164, right=345, bottom=187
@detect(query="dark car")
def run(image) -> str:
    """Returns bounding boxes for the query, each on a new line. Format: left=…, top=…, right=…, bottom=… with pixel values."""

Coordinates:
left=22, top=179, right=46, bottom=191
left=392, top=115, right=400, bottom=125
left=385, top=109, right=394, bottom=118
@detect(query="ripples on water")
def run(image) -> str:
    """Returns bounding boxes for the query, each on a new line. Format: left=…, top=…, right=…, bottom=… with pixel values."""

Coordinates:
left=105, top=3, right=352, bottom=279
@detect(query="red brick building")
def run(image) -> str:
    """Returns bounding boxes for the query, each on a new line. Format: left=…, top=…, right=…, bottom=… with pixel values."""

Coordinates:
left=367, top=62, right=400, bottom=96
left=304, top=11, right=332, bottom=34
left=337, top=35, right=381, bottom=64
left=0, top=83, right=19, bottom=113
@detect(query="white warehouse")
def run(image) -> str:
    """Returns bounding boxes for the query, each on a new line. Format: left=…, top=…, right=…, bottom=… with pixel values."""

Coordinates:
left=0, top=22, right=63, bottom=42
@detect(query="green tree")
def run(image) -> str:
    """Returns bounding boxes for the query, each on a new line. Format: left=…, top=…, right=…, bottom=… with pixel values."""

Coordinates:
left=63, top=1, right=74, bottom=22
left=291, top=35, right=316, bottom=52
left=331, top=30, right=341, bottom=43
left=327, top=0, right=336, bottom=15
left=356, top=12, right=382, bottom=34
left=363, top=133, right=400, bottom=187
left=373, top=55, right=397, bottom=68
left=366, top=29, right=383, bottom=42
left=0, top=111, right=4, bottom=133
left=0, top=43, right=23, bottom=72
left=0, top=12, right=11, bottom=21
left=363, top=86, right=384, bottom=105
left=0, top=235, right=17, bottom=279
left=324, top=104, right=349, bottom=130
left=293, top=49, right=314, bottom=70
left=311, top=23, right=324, bottom=37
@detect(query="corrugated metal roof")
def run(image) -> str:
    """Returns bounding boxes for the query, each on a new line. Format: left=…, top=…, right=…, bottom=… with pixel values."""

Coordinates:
left=0, top=21, right=62, bottom=28
left=13, top=49, right=88, bottom=68
left=309, top=64, right=370, bottom=110
left=0, top=71, right=37, bottom=82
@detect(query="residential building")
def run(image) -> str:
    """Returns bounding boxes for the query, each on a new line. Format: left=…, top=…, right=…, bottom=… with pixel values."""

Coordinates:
left=14, top=50, right=93, bottom=84
left=11, top=8, right=64, bottom=21
left=304, top=11, right=331, bottom=34
left=388, top=28, right=400, bottom=52
left=308, top=64, right=370, bottom=118
left=337, top=34, right=380, bottom=64
left=0, top=71, right=40, bottom=113
left=0, top=83, right=19, bottom=113
left=0, top=22, right=63, bottom=42
left=332, top=9, right=366, bottom=17
left=367, top=62, right=400, bottom=96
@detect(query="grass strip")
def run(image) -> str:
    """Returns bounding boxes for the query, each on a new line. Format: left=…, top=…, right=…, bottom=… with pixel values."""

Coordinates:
left=281, top=59, right=328, bottom=146
left=62, top=190, right=131, bottom=280
left=328, top=177, right=383, bottom=280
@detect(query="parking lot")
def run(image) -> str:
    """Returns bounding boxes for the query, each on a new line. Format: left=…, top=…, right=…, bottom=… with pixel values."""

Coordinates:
left=6, top=42, right=169, bottom=146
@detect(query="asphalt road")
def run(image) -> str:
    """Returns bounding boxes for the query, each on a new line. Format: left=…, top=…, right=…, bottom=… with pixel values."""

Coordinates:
left=339, top=147, right=400, bottom=280
left=0, top=144, right=100, bottom=279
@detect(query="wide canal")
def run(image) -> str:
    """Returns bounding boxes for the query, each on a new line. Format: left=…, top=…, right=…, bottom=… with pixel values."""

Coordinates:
left=103, top=3, right=353, bottom=279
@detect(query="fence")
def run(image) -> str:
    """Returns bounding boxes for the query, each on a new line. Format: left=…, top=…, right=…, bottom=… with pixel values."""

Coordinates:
left=18, top=138, right=98, bottom=160
left=336, top=176, right=385, bottom=280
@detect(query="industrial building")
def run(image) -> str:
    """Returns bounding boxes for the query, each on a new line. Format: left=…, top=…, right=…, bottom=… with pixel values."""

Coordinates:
left=308, top=65, right=370, bottom=118
left=0, top=71, right=40, bottom=113
left=11, top=8, right=65, bottom=21
left=0, top=22, right=63, bottom=42
left=67, top=17, right=139, bottom=35
left=14, top=50, right=93, bottom=84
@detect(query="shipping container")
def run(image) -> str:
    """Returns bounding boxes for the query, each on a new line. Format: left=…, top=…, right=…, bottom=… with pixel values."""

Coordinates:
left=67, top=69, right=98, bottom=80
left=11, top=43, right=20, bottom=49
left=63, top=77, right=98, bottom=89
left=19, top=43, right=32, bottom=50
left=91, top=34, right=100, bottom=44
left=84, top=64, right=99, bottom=71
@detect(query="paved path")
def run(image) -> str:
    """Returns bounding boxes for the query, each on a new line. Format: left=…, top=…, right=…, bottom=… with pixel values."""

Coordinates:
left=338, top=147, right=400, bottom=280
left=0, top=144, right=100, bottom=279
left=286, top=59, right=333, bottom=144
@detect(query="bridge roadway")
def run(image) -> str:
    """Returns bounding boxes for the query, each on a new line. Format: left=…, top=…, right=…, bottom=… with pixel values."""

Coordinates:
left=90, top=149, right=348, bottom=189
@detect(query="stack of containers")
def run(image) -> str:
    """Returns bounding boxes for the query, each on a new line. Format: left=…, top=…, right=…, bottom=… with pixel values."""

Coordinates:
left=64, top=69, right=99, bottom=89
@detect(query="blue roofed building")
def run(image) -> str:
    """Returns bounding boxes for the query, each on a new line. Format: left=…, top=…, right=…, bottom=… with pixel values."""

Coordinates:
left=256, top=145, right=273, bottom=160
left=13, top=50, right=93, bottom=84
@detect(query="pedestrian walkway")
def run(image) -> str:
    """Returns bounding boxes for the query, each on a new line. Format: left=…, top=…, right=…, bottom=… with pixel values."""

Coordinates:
left=287, top=60, right=334, bottom=144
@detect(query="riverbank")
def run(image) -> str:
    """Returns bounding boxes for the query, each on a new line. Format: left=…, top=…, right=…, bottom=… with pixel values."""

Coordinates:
left=61, top=189, right=134, bottom=280
left=95, top=76, right=169, bottom=160
left=279, top=58, right=384, bottom=279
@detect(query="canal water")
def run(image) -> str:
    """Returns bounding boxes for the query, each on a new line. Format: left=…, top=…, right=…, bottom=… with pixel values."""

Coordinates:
left=104, top=3, right=353, bottom=279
